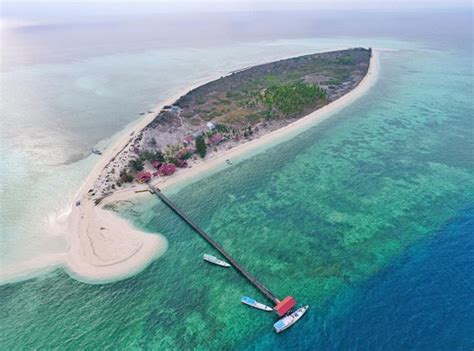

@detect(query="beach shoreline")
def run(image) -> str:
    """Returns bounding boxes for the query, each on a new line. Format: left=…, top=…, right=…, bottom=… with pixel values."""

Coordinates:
left=63, top=49, right=380, bottom=284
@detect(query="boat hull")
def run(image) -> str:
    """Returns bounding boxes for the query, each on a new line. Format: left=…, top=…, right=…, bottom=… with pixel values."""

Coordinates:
left=203, top=254, right=230, bottom=267
left=241, top=296, right=273, bottom=311
left=273, top=305, right=309, bottom=333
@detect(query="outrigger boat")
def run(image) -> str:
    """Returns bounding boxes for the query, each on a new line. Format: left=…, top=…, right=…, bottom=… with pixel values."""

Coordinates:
left=273, top=305, right=309, bottom=333
left=203, top=254, right=230, bottom=268
left=241, top=296, right=273, bottom=311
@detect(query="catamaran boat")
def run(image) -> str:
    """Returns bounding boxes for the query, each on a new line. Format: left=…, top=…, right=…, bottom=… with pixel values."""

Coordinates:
left=203, top=254, right=231, bottom=268
left=273, top=305, right=309, bottom=333
left=241, top=296, right=273, bottom=311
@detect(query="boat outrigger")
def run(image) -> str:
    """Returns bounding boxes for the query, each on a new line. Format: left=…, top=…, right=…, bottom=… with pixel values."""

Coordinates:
left=241, top=296, right=273, bottom=312
left=273, top=305, right=309, bottom=333
left=203, top=254, right=230, bottom=268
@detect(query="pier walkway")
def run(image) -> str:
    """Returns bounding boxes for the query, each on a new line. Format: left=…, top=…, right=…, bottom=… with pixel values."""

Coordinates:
left=148, top=184, right=280, bottom=305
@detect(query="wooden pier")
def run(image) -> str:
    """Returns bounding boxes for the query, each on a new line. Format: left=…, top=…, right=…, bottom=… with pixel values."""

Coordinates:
left=148, top=184, right=280, bottom=305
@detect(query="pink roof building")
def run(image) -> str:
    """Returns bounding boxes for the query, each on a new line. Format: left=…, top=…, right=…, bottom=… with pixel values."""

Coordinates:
left=183, top=135, right=194, bottom=145
left=158, top=163, right=176, bottom=176
left=207, top=133, right=224, bottom=145
left=135, top=171, right=152, bottom=183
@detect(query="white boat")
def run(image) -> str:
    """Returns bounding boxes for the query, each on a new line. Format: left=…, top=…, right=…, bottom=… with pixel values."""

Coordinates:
left=273, top=305, right=309, bottom=333
left=203, top=254, right=230, bottom=268
left=241, top=296, right=273, bottom=311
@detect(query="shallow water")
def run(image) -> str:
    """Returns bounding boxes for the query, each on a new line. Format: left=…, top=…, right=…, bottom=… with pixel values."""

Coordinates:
left=0, top=34, right=406, bottom=278
left=1, top=41, right=472, bottom=349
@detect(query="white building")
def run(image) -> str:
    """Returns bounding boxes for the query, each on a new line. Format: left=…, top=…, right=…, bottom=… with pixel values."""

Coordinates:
left=207, top=122, right=215, bottom=130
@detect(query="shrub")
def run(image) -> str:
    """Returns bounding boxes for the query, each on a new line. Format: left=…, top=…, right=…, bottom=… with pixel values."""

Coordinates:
left=119, top=170, right=134, bottom=183
left=153, top=150, right=165, bottom=162
left=129, top=159, right=144, bottom=172
left=336, top=55, right=354, bottom=65
left=195, top=135, right=207, bottom=158
left=139, top=150, right=155, bottom=161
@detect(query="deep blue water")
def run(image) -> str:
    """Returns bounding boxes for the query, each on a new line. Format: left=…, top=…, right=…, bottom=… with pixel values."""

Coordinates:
left=245, top=207, right=474, bottom=350
left=321, top=207, right=474, bottom=350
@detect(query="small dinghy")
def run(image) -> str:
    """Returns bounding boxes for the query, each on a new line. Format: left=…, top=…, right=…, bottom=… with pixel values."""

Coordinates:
left=273, top=305, right=309, bottom=333
left=203, top=254, right=230, bottom=268
left=241, top=296, right=273, bottom=312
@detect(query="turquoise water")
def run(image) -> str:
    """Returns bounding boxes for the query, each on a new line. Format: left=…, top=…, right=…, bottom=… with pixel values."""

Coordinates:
left=0, top=33, right=403, bottom=278
left=1, top=43, right=473, bottom=349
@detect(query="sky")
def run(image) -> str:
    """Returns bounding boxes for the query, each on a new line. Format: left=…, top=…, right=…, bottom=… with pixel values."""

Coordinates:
left=1, top=0, right=471, bottom=25
left=2, top=0, right=472, bottom=11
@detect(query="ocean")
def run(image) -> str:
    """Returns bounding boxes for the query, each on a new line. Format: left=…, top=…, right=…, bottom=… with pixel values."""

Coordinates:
left=1, top=7, right=473, bottom=350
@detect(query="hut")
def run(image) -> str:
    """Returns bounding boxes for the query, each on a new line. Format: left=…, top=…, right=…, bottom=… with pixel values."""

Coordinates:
left=207, top=121, right=215, bottom=130
left=171, top=105, right=180, bottom=113
left=135, top=171, right=152, bottom=183
left=158, top=163, right=176, bottom=176
left=183, top=135, right=194, bottom=145
left=207, top=133, right=224, bottom=145
left=274, top=296, right=296, bottom=317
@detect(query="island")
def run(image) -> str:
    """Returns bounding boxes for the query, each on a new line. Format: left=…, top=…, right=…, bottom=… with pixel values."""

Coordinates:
left=65, top=48, right=379, bottom=283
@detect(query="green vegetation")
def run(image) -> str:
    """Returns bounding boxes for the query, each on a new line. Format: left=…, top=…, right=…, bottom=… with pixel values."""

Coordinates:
left=128, top=158, right=144, bottom=172
left=119, top=169, right=134, bottom=183
left=260, top=82, right=326, bottom=115
left=153, top=151, right=165, bottom=162
left=195, top=135, right=207, bottom=158
left=214, top=123, right=230, bottom=133
left=171, top=48, right=370, bottom=127
left=336, top=55, right=355, bottom=65
left=139, top=150, right=155, bottom=161
left=139, top=150, right=165, bottom=162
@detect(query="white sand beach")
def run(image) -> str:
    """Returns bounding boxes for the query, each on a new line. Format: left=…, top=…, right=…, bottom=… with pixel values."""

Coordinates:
left=64, top=49, right=380, bottom=283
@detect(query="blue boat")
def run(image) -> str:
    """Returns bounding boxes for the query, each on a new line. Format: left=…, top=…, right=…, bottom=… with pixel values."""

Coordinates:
left=240, top=296, right=273, bottom=311
left=273, top=305, right=309, bottom=333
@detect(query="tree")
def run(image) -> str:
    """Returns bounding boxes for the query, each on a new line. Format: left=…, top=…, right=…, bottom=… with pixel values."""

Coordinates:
left=260, top=82, right=326, bottom=115
left=153, top=150, right=165, bottom=162
left=119, top=170, right=134, bottom=183
left=129, top=158, right=144, bottom=172
left=139, top=150, right=155, bottom=161
left=195, top=135, right=207, bottom=158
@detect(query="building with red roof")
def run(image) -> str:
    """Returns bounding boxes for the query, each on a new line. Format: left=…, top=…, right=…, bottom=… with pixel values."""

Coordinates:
left=135, top=171, right=152, bottom=183
left=207, top=133, right=224, bottom=145
left=158, top=163, right=176, bottom=176
left=274, top=296, right=296, bottom=316
left=183, top=135, right=194, bottom=145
